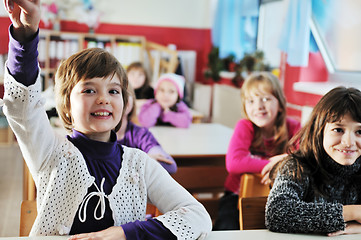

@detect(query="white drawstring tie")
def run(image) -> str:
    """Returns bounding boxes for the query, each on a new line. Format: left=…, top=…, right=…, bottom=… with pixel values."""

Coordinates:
left=78, top=177, right=108, bottom=222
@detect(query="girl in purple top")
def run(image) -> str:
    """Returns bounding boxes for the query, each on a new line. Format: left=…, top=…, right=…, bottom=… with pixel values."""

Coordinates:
left=117, top=86, right=177, bottom=174
left=213, top=72, right=301, bottom=230
left=2, top=0, right=211, bottom=239
left=138, top=73, right=192, bottom=128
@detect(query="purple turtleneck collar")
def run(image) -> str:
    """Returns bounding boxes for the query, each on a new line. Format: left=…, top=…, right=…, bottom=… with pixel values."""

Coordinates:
left=67, top=129, right=123, bottom=194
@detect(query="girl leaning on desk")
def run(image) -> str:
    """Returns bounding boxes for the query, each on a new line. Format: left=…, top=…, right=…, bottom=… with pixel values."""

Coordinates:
left=2, top=0, right=212, bottom=239
left=213, top=72, right=301, bottom=230
left=266, top=87, right=361, bottom=236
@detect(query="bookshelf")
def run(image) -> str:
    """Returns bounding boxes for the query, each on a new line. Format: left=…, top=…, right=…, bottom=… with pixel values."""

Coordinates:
left=39, top=30, right=146, bottom=89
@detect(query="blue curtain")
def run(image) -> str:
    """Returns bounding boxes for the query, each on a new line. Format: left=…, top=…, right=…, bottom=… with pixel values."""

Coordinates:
left=278, top=0, right=312, bottom=67
left=212, top=0, right=259, bottom=61
left=279, top=0, right=330, bottom=67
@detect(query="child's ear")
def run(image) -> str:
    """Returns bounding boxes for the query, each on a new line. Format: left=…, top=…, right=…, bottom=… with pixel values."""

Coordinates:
left=124, top=100, right=133, bottom=116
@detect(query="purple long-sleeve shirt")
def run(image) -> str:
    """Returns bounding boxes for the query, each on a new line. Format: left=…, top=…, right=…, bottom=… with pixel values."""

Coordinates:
left=138, top=99, right=192, bottom=128
left=118, top=121, right=177, bottom=174
left=7, top=25, right=175, bottom=240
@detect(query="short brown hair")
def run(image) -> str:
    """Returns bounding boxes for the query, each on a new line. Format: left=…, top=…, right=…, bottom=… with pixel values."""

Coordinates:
left=55, top=48, right=129, bottom=132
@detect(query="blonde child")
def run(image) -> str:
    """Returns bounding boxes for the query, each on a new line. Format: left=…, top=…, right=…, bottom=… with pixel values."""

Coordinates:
left=266, top=86, right=361, bottom=236
left=116, top=86, right=177, bottom=174
left=127, top=62, right=154, bottom=99
left=138, top=73, right=192, bottom=128
left=213, top=71, right=300, bottom=230
left=2, top=0, right=211, bottom=239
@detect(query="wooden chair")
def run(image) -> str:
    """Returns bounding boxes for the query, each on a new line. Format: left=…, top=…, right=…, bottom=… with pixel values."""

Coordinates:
left=239, top=173, right=270, bottom=198
left=23, top=162, right=36, bottom=201
left=239, top=196, right=267, bottom=230
left=20, top=200, right=37, bottom=236
left=171, top=166, right=228, bottom=221
left=145, top=41, right=179, bottom=83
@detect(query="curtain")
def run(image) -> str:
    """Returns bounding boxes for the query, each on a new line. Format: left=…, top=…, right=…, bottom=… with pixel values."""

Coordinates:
left=212, top=0, right=259, bottom=61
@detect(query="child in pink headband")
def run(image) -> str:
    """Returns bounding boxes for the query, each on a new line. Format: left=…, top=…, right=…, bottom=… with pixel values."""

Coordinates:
left=138, top=73, right=192, bottom=128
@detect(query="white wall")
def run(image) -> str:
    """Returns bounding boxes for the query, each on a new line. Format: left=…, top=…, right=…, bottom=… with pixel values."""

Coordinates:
left=1, top=0, right=217, bottom=29
left=0, top=3, right=6, bottom=16
left=96, top=0, right=215, bottom=28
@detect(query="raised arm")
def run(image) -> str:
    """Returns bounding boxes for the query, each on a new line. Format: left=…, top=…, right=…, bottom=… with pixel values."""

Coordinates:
left=5, top=0, right=40, bottom=86
left=4, top=0, right=40, bottom=41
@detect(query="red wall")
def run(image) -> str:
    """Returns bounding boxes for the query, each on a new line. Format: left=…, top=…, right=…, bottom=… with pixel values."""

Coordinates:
left=281, top=51, right=328, bottom=120
left=0, top=17, right=11, bottom=54
left=0, top=18, right=212, bottom=83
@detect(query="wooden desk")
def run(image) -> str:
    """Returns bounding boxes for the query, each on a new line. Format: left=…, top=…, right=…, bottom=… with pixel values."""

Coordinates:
left=149, top=123, right=233, bottom=159
left=150, top=123, right=233, bottom=220
left=2, top=230, right=360, bottom=239
left=205, top=230, right=361, bottom=240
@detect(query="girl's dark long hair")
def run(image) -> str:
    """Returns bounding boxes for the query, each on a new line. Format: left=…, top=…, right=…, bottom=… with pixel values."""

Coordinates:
left=270, top=87, right=361, bottom=197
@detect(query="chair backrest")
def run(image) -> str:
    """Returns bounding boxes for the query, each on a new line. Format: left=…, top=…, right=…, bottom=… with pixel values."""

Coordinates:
left=192, top=83, right=213, bottom=122
left=145, top=41, right=179, bottom=85
left=20, top=200, right=37, bottom=236
left=239, top=173, right=270, bottom=198
left=172, top=166, right=228, bottom=221
left=239, top=196, right=267, bottom=230
left=212, top=83, right=243, bottom=128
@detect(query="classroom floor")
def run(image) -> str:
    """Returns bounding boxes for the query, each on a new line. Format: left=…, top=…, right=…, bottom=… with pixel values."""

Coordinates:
left=0, top=143, right=23, bottom=237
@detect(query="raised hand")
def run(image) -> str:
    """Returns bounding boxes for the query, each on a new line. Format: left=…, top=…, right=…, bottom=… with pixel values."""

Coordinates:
left=4, top=0, right=41, bottom=41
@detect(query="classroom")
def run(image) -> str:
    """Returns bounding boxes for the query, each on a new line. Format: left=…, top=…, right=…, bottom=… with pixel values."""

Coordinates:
left=1, top=0, right=361, bottom=239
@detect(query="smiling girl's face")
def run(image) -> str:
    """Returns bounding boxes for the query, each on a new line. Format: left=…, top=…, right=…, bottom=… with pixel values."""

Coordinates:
left=244, top=88, right=280, bottom=137
left=155, top=80, right=179, bottom=110
left=69, top=75, right=124, bottom=142
left=323, top=114, right=361, bottom=166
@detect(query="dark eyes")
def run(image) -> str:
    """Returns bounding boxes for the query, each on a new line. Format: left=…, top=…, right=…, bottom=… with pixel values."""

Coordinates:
left=332, top=128, right=343, bottom=133
left=82, top=89, right=120, bottom=94
left=83, top=89, right=95, bottom=94
left=246, top=97, right=271, bottom=104
left=331, top=128, right=361, bottom=135
left=109, top=89, right=120, bottom=94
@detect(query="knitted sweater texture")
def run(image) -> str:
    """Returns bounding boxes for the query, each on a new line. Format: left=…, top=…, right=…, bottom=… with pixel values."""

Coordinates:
left=266, top=156, right=361, bottom=234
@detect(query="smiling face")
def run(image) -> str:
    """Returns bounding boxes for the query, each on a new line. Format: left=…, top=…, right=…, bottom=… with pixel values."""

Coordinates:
left=155, top=80, right=179, bottom=109
left=244, top=88, right=280, bottom=136
left=69, top=75, right=124, bottom=142
left=323, top=114, right=361, bottom=166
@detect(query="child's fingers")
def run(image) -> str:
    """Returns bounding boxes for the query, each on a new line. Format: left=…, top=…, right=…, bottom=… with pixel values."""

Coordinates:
left=156, top=157, right=174, bottom=164
left=261, top=172, right=270, bottom=185
left=12, top=0, right=40, bottom=13
left=327, top=231, right=343, bottom=237
left=4, top=0, right=14, bottom=12
left=149, top=153, right=173, bottom=164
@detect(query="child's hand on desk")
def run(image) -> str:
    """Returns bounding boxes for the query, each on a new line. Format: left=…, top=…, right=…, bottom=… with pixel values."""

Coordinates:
left=68, top=226, right=126, bottom=240
left=148, top=153, right=174, bottom=165
left=261, top=153, right=288, bottom=185
left=328, top=222, right=361, bottom=236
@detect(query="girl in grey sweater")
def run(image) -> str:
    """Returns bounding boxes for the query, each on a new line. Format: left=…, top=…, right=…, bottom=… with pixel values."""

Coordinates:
left=266, top=87, right=361, bottom=236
